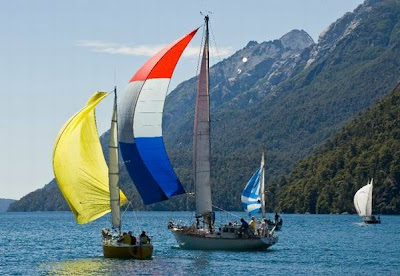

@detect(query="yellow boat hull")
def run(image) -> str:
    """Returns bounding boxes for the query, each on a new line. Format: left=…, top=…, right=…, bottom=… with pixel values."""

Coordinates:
left=103, top=243, right=153, bottom=259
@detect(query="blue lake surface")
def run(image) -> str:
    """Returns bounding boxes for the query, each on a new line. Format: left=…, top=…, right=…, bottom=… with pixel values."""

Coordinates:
left=0, top=211, right=399, bottom=275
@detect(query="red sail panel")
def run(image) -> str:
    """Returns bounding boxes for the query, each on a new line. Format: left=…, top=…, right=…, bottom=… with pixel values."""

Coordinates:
left=129, top=28, right=199, bottom=82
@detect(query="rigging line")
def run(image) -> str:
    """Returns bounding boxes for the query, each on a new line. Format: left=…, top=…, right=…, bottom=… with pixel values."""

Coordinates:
left=113, top=66, right=116, bottom=88
left=209, top=22, right=222, bottom=65
left=120, top=200, right=138, bottom=232
left=195, top=22, right=206, bottom=80
left=121, top=200, right=131, bottom=218
left=130, top=202, right=141, bottom=232
left=190, top=20, right=206, bottom=196
left=117, top=199, right=131, bottom=230
left=187, top=193, right=241, bottom=219
left=211, top=203, right=241, bottom=219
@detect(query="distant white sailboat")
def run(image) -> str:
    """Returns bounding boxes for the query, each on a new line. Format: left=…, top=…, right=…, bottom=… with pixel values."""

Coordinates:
left=354, top=178, right=381, bottom=224
left=168, top=16, right=278, bottom=250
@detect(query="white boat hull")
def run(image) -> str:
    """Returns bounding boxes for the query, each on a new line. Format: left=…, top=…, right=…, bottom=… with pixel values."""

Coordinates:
left=171, top=229, right=277, bottom=250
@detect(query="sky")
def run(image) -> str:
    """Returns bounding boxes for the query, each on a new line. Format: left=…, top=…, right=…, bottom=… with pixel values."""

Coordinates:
left=0, top=0, right=363, bottom=200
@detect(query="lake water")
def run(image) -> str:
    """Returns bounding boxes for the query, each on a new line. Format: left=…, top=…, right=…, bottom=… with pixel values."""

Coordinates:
left=1, top=212, right=399, bottom=275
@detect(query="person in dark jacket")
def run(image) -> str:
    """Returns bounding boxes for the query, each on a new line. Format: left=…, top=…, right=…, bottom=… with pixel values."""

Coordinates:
left=239, top=218, right=249, bottom=237
left=128, top=231, right=136, bottom=245
left=275, top=212, right=280, bottom=223
left=139, top=231, right=150, bottom=244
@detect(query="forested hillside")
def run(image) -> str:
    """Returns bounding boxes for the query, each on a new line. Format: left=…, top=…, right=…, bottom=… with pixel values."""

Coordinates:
left=164, top=0, right=400, bottom=211
left=278, top=82, right=400, bottom=214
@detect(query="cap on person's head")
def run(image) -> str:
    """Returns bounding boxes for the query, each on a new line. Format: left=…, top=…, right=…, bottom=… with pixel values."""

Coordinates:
left=251, top=216, right=255, bottom=220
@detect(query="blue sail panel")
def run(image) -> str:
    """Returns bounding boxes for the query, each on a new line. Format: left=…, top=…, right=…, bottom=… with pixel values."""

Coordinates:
left=119, top=142, right=168, bottom=204
left=241, top=168, right=262, bottom=216
left=135, top=137, right=185, bottom=197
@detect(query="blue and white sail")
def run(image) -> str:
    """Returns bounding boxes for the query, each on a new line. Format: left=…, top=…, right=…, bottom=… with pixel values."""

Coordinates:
left=242, top=153, right=266, bottom=217
left=119, top=28, right=198, bottom=205
left=241, top=168, right=262, bottom=216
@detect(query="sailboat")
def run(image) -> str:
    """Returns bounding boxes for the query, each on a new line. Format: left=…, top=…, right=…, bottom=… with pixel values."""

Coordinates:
left=53, top=88, right=153, bottom=259
left=167, top=16, right=278, bottom=250
left=241, top=153, right=282, bottom=231
left=354, top=178, right=381, bottom=224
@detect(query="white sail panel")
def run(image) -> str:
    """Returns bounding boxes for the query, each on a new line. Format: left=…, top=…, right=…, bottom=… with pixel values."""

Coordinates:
left=133, top=78, right=169, bottom=138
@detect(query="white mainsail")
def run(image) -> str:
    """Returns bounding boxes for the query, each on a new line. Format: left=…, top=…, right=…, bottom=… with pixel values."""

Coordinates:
left=108, top=89, right=122, bottom=230
left=193, top=16, right=212, bottom=220
left=354, top=179, right=373, bottom=217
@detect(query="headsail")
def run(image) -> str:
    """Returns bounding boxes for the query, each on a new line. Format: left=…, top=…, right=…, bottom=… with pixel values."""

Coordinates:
left=194, top=16, right=212, bottom=218
left=241, top=168, right=262, bottom=216
left=354, top=179, right=373, bottom=217
left=119, top=29, right=198, bottom=205
left=53, top=92, right=127, bottom=224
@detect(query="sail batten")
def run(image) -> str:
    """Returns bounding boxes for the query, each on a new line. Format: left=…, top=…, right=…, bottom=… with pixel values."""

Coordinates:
left=119, top=29, right=198, bottom=205
left=53, top=92, right=127, bottom=225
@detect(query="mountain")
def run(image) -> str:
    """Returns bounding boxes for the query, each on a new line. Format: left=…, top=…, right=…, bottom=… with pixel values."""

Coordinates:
left=278, top=82, right=400, bottom=214
left=0, top=198, right=15, bottom=212
left=164, top=0, right=400, bottom=211
left=9, top=0, right=400, bottom=213
left=9, top=28, right=315, bottom=212
left=7, top=179, right=67, bottom=211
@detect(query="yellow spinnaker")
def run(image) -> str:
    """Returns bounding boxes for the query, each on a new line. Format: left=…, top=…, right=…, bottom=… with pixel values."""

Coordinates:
left=53, top=92, right=127, bottom=224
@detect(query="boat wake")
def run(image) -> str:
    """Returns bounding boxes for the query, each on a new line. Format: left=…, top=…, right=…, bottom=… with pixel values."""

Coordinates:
left=354, top=222, right=367, bottom=227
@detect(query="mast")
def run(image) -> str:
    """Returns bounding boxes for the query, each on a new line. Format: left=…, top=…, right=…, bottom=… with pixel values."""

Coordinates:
left=193, top=15, right=212, bottom=228
left=109, top=86, right=122, bottom=232
left=260, top=152, right=266, bottom=218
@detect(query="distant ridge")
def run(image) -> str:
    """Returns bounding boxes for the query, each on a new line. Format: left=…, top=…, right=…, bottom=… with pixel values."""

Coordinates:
left=0, top=198, right=16, bottom=212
